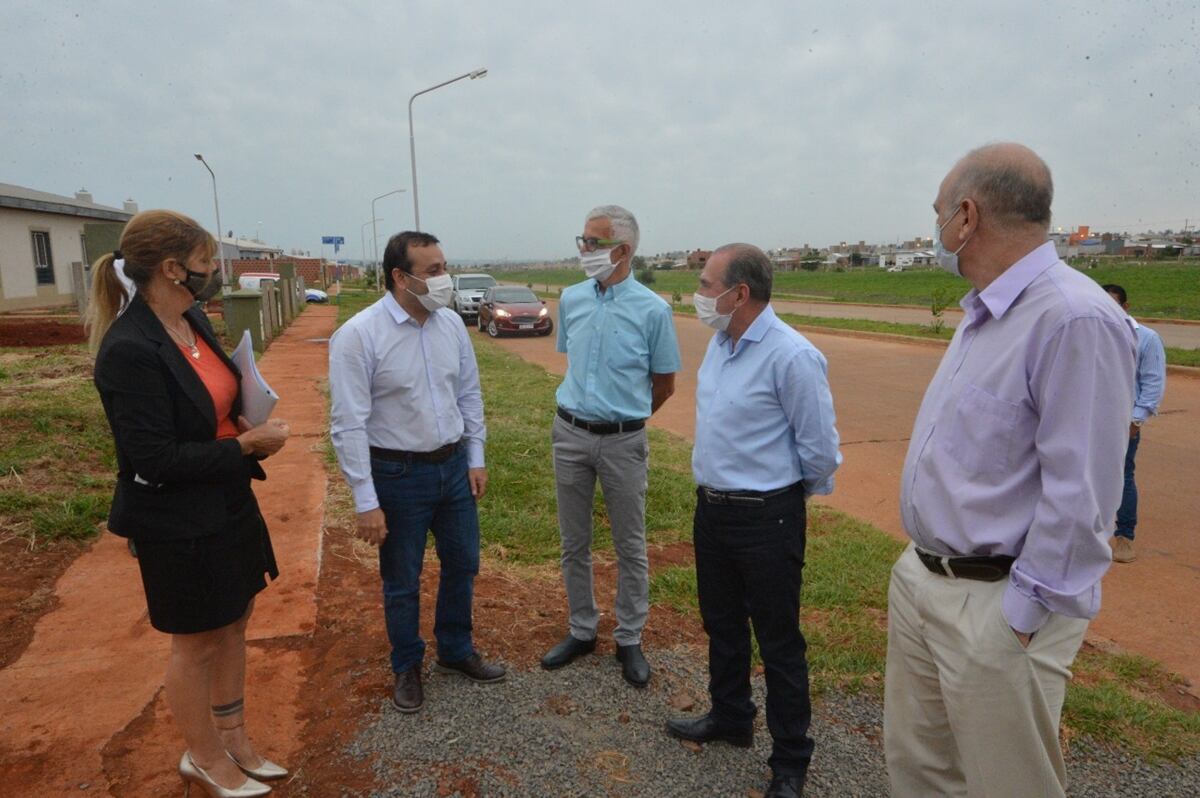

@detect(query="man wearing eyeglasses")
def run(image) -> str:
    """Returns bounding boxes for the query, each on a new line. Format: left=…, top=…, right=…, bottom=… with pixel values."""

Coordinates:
left=540, top=205, right=681, bottom=688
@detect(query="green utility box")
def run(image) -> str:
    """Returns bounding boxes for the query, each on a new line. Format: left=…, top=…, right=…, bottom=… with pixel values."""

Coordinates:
left=260, top=279, right=280, bottom=340
left=277, top=263, right=299, bottom=322
left=223, top=290, right=265, bottom=353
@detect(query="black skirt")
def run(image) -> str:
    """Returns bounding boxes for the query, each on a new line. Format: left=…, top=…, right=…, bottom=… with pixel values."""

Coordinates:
left=132, top=478, right=279, bottom=634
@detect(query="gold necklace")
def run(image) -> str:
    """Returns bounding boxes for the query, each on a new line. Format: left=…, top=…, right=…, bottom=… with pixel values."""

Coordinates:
left=165, top=322, right=201, bottom=360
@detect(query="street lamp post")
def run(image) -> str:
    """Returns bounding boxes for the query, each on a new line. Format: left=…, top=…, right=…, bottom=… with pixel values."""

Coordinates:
left=408, top=68, right=487, bottom=232
left=361, top=218, right=383, bottom=284
left=371, top=189, right=407, bottom=292
left=193, top=154, right=229, bottom=287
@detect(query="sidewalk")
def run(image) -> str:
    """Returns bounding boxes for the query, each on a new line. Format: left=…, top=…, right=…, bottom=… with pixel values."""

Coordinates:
left=0, top=305, right=336, bottom=796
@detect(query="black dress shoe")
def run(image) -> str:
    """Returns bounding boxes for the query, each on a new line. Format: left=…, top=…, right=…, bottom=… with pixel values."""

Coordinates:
left=665, top=713, right=753, bottom=748
left=615, top=643, right=650, bottom=687
left=434, top=653, right=506, bottom=683
left=764, top=774, right=805, bottom=798
left=541, top=634, right=596, bottom=670
left=392, top=665, right=423, bottom=713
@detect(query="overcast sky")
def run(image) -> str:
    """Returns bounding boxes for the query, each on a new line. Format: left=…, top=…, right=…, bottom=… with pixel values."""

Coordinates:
left=3, top=1, right=1197, bottom=262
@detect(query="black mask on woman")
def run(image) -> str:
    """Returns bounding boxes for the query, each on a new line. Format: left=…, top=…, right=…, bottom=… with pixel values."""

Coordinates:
left=182, top=268, right=223, bottom=302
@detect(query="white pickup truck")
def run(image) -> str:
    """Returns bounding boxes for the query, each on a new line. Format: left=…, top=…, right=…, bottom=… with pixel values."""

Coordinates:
left=451, top=273, right=498, bottom=321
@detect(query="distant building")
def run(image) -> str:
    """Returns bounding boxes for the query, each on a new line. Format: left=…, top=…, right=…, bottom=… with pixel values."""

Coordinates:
left=219, top=236, right=284, bottom=261
left=0, top=183, right=135, bottom=312
left=687, top=249, right=712, bottom=269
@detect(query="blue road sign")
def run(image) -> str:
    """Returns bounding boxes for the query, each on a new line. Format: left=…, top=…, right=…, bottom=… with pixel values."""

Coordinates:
left=321, top=236, right=345, bottom=245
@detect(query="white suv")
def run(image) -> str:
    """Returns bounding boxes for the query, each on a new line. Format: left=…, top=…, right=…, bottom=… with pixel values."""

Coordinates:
left=452, top=273, right=498, bottom=321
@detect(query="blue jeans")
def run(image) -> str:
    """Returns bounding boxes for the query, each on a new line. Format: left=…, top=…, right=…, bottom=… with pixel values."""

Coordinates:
left=1115, top=431, right=1140, bottom=540
left=373, top=447, right=480, bottom=673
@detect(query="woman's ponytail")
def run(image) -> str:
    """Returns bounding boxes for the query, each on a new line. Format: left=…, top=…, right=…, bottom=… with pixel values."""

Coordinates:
left=84, top=252, right=127, bottom=352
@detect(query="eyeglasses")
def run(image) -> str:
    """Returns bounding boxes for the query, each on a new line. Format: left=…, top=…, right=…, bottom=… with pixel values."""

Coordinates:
left=575, top=236, right=623, bottom=253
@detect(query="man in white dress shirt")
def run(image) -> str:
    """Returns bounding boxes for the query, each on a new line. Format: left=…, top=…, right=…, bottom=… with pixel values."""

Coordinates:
left=329, top=231, right=504, bottom=715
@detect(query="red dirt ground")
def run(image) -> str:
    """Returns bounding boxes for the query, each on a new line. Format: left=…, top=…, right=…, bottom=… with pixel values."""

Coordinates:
left=0, top=320, right=86, bottom=346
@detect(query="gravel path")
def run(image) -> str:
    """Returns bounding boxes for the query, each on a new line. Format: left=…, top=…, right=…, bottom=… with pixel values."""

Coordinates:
left=345, top=648, right=1199, bottom=797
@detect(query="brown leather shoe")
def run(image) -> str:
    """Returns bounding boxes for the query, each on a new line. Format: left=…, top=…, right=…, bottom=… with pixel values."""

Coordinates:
left=1113, top=537, right=1137, bottom=563
left=392, top=665, right=423, bottom=713
left=434, top=653, right=506, bottom=683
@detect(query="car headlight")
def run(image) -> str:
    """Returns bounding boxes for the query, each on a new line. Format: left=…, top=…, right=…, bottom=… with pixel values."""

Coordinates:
left=495, top=308, right=511, bottom=318
left=538, top=307, right=549, bottom=317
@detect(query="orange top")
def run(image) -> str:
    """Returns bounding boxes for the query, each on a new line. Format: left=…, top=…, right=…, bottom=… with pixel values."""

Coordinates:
left=177, top=334, right=240, bottom=440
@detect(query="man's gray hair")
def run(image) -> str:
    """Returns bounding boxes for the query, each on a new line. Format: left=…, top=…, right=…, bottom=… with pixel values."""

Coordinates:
left=949, top=143, right=1054, bottom=230
left=586, top=205, right=639, bottom=255
left=713, top=243, right=772, bottom=302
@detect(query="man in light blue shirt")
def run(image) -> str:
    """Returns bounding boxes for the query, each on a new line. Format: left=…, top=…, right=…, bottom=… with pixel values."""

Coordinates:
left=329, top=231, right=504, bottom=716
left=665, top=243, right=839, bottom=798
left=1102, top=283, right=1167, bottom=563
left=541, top=205, right=681, bottom=688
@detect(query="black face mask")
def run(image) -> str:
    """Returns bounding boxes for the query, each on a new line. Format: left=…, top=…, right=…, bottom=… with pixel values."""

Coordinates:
left=182, top=267, right=223, bottom=302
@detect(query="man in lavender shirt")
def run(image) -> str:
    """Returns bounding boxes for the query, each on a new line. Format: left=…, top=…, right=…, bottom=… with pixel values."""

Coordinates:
left=883, top=143, right=1136, bottom=798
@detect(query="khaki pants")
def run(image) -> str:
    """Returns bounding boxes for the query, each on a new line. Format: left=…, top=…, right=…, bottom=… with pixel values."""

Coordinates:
left=884, top=544, right=1088, bottom=798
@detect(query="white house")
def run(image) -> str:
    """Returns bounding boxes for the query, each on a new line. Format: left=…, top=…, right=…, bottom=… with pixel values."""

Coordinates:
left=0, top=183, right=135, bottom=312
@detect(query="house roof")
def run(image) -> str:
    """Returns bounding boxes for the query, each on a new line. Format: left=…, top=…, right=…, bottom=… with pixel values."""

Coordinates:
left=221, top=236, right=283, bottom=254
left=0, top=182, right=133, bottom=222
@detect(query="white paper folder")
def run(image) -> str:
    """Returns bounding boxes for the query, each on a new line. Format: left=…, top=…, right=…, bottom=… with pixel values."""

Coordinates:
left=230, top=330, right=279, bottom=426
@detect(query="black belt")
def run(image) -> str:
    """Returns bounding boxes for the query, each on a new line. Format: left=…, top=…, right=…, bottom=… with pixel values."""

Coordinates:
left=369, top=441, right=460, bottom=464
left=699, top=482, right=801, bottom=507
left=556, top=407, right=645, bottom=435
left=915, top=547, right=1014, bottom=582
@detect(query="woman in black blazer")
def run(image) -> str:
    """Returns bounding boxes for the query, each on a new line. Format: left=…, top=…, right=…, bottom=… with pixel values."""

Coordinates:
left=87, top=210, right=289, bottom=798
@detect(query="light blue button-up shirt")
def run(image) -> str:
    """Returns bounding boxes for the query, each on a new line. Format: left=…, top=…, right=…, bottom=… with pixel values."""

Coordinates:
left=1130, top=320, right=1166, bottom=423
left=328, top=293, right=486, bottom=513
left=901, top=242, right=1136, bottom=633
left=692, top=305, right=841, bottom=495
left=555, top=275, right=681, bottom=421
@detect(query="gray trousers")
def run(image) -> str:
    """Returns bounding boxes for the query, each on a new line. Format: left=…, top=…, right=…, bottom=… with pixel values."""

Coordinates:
left=551, top=414, right=650, bottom=646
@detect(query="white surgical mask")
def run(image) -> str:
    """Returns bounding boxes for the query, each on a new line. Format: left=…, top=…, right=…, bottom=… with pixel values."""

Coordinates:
left=579, top=248, right=617, bottom=282
left=407, top=272, right=454, bottom=310
left=934, top=206, right=971, bottom=277
left=692, top=286, right=735, bottom=331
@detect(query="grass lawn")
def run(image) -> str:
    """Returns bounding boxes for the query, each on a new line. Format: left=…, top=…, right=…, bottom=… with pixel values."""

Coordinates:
left=502, top=258, right=1200, bottom=320
left=329, top=290, right=1200, bottom=760
left=0, top=346, right=115, bottom=544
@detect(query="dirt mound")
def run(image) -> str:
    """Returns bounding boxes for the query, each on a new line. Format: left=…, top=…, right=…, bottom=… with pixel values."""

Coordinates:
left=0, top=320, right=86, bottom=347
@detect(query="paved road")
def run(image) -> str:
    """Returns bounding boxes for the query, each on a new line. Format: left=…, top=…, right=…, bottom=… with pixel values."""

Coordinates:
left=505, top=281, right=1200, bottom=349
left=768, top=297, right=1200, bottom=350
left=480, top=300, right=1200, bottom=692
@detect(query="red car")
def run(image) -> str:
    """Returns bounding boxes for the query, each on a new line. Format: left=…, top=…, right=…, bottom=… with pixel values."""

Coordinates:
left=476, top=286, right=553, bottom=337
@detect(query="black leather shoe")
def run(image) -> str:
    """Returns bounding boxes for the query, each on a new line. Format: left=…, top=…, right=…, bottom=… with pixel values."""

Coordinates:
left=434, top=653, right=506, bottom=683
left=764, top=774, right=805, bottom=798
left=541, top=634, right=596, bottom=670
left=615, top=643, right=650, bottom=688
left=665, top=713, right=753, bottom=748
left=391, top=665, right=423, bottom=713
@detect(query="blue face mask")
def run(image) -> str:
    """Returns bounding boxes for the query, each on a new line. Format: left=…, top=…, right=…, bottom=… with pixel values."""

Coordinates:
left=934, top=206, right=970, bottom=277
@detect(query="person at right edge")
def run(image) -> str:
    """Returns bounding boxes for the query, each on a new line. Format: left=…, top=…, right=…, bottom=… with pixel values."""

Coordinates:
left=1101, top=283, right=1166, bottom=564
left=884, top=143, right=1136, bottom=798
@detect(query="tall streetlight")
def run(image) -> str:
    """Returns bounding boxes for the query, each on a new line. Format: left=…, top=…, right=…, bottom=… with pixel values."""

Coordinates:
left=193, top=154, right=229, bottom=286
left=372, top=188, right=407, bottom=291
left=408, top=68, right=487, bottom=231
left=361, top=217, right=383, bottom=282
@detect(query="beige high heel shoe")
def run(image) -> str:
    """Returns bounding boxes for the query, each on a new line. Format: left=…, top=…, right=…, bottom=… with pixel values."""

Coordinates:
left=178, top=751, right=271, bottom=797
left=228, top=751, right=288, bottom=781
